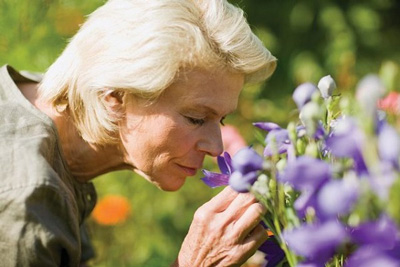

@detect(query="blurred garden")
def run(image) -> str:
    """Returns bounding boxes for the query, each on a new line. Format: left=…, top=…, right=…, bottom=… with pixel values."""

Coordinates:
left=1, top=0, right=400, bottom=266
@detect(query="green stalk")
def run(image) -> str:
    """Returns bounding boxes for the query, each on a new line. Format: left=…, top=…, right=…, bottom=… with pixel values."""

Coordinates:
left=273, top=216, right=297, bottom=267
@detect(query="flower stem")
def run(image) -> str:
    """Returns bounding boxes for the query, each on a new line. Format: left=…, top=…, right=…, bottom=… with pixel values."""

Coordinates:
left=273, top=217, right=297, bottom=267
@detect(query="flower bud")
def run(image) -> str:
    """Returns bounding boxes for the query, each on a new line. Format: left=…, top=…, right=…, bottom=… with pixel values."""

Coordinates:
left=296, top=139, right=306, bottom=155
left=305, top=142, right=318, bottom=158
left=299, top=102, right=322, bottom=136
left=318, top=75, right=336, bottom=99
left=287, top=122, right=297, bottom=143
left=292, top=82, right=319, bottom=110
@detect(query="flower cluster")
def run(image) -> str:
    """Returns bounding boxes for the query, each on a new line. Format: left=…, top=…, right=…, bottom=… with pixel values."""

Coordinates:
left=202, top=74, right=400, bottom=266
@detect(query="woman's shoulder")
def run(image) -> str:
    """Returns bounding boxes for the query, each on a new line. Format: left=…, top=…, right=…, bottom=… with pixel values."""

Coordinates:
left=0, top=101, right=75, bottom=205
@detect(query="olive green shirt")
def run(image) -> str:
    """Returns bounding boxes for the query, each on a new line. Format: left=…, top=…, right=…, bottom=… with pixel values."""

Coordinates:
left=0, top=65, right=97, bottom=266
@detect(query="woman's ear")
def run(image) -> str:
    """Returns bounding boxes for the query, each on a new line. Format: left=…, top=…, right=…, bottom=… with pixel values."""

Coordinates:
left=103, top=90, right=125, bottom=118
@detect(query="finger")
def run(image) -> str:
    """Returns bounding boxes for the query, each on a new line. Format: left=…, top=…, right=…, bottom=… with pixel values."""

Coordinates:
left=241, top=223, right=269, bottom=254
left=205, top=186, right=239, bottom=212
left=223, top=224, right=268, bottom=266
left=223, top=191, right=258, bottom=220
left=234, top=202, right=267, bottom=240
left=217, top=224, right=269, bottom=267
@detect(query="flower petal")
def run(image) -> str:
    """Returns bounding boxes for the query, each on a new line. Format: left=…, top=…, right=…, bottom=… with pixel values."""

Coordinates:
left=378, top=124, right=400, bottom=169
left=316, top=178, right=359, bottom=220
left=326, top=118, right=368, bottom=174
left=349, top=215, right=398, bottom=249
left=294, top=188, right=318, bottom=218
left=356, top=74, right=386, bottom=115
left=345, top=246, right=400, bottom=267
left=229, top=171, right=258, bottom=193
left=293, top=82, right=319, bottom=110
left=264, top=129, right=291, bottom=156
left=258, top=238, right=285, bottom=267
left=232, top=147, right=263, bottom=174
left=283, top=220, right=346, bottom=264
left=253, top=122, right=282, bottom=132
left=217, top=152, right=233, bottom=175
left=201, top=170, right=230, bottom=188
left=278, top=156, right=331, bottom=191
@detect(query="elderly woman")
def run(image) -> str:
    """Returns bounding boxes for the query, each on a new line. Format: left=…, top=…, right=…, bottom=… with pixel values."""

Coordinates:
left=0, top=0, right=276, bottom=266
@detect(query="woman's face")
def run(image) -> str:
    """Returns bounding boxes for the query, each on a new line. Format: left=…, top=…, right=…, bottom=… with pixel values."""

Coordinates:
left=119, top=68, right=244, bottom=191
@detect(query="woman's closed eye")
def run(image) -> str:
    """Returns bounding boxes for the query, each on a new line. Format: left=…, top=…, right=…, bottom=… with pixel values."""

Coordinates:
left=185, top=116, right=205, bottom=126
left=185, top=116, right=226, bottom=126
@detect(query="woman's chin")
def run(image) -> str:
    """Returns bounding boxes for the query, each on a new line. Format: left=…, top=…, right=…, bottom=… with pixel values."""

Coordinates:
left=135, top=169, right=187, bottom=191
left=156, top=178, right=187, bottom=192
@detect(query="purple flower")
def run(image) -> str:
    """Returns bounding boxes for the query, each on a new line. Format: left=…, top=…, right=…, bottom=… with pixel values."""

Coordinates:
left=254, top=122, right=295, bottom=158
left=325, top=117, right=368, bottom=175
left=258, top=237, right=286, bottom=267
left=201, top=148, right=263, bottom=193
left=346, top=217, right=400, bottom=266
left=229, top=171, right=258, bottom=193
left=278, top=156, right=331, bottom=191
left=293, top=188, right=319, bottom=219
left=297, top=123, right=326, bottom=140
left=201, top=170, right=230, bottom=188
left=231, top=147, right=263, bottom=174
left=279, top=156, right=332, bottom=218
left=283, top=220, right=347, bottom=265
left=345, top=246, right=400, bottom=267
left=201, top=152, right=232, bottom=188
left=368, top=162, right=397, bottom=200
left=387, top=238, right=400, bottom=260
left=264, top=129, right=292, bottom=157
left=293, top=82, right=319, bottom=110
left=349, top=215, right=398, bottom=250
left=297, top=263, right=320, bottom=267
left=228, top=148, right=264, bottom=192
left=316, top=178, right=359, bottom=220
left=356, top=74, right=386, bottom=115
left=378, top=124, right=400, bottom=169
left=255, top=122, right=325, bottom=163
left=218, top=152, right=233, bottom=175
left=253, top=122, right=282, bottom=132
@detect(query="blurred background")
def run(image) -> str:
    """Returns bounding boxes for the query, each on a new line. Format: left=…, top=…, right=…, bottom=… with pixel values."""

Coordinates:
left=1, top=0, right=400, bottom=266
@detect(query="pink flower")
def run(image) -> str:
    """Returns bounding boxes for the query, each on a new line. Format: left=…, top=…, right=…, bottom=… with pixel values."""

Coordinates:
left=378, top=92, right=400, bottom=114
left=221, top=124, right=247, bottom=156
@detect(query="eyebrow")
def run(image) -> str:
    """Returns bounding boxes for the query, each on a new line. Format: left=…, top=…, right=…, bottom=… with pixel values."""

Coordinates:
left=191, top=104, right=235, bottom=117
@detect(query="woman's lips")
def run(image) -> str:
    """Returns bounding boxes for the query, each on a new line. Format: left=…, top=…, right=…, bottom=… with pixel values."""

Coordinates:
left=176, top=164, right=198, bottom=176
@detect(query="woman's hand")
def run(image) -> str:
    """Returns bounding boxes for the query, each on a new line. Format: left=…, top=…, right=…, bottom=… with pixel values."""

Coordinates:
left=173, top=186, right=267, bottom=267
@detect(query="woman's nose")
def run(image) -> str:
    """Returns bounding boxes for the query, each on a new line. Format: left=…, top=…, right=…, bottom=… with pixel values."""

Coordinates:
left=197, top=125, right=224, bottom=157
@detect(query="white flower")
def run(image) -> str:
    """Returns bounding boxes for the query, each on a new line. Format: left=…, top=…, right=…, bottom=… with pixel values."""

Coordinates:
left=318, top=75, right=336, bottom=98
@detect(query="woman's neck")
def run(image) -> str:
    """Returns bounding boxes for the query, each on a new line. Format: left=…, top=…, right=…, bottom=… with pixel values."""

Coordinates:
left=18, top=82, right=131, bottom=182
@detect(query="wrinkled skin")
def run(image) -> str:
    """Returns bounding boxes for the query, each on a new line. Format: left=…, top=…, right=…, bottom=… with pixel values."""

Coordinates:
left=173, top=187, right=267, bottom=266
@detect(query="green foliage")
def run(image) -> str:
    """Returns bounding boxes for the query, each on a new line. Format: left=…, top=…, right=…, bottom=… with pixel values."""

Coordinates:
left=3, top=0, right=400, bottom=265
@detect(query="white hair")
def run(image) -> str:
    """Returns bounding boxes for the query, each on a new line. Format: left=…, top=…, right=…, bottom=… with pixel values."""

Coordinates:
left=39, top=0, right=277, bottom=144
